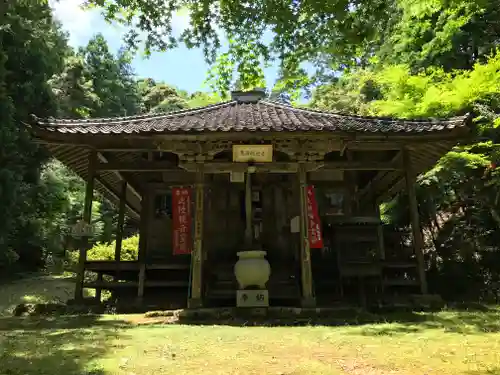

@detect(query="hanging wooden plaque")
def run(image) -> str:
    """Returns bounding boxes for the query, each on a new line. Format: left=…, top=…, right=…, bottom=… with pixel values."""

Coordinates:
left=232, top=145, right=273, bottom=163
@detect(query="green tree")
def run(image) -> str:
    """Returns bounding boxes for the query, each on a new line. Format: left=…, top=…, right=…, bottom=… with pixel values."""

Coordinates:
left=0, top=0, right=68, bottom=269
left=78, top=34, right=140, bottom=117
left=310, top=52, right=500, bottom=299
left=137, top=78, right=222, bottom=113
left=49, top=55, right=100, bottom=118
left=137, top=79, right=189, bottom=113
left=377, top=0, right=500, bottom=71
left=186, top=91, right=223, bottom=108
left=84, top=0, right=394, bottom=92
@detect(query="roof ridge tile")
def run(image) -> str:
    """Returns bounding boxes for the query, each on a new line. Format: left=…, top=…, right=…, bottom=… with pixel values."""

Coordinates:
left=36, top=101, right=237, bottom=127
left=32, top=100, right=470, bottom=135
left=259, top=100, right=470, bottom=124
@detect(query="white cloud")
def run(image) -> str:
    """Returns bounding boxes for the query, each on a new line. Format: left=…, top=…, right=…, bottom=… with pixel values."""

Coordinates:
left=50, top=0, right=97, bottom=46
left=171, top=9, right=191, bottom=34
left=50, top=0, right=126, bottom=48
left=51, top=0, right=195, bottom=49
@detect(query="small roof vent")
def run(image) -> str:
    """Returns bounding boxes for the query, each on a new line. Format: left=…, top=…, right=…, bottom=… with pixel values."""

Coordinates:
left=231, top=88, right=267, bottom=103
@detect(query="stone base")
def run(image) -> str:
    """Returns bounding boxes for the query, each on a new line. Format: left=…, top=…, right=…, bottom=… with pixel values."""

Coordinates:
left=236, top=290, right=269, bottom=307
left=301, top=296, right=316, bottom=308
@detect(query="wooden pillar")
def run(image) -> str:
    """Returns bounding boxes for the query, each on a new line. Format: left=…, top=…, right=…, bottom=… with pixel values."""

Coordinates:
left=375, top=203, right=386, bottom=260
left=74, top=149, right=96, bottom=301
left=137, top=264, right=146, bottom=301
left=137, top=185, right=150, bottom=302
left=244, top=170, right=253, bottom=247
left=299, top=164, right=315, bottom=307
left=403, top=148, right=428, bottom=294
left=95, top=272, right=103, bottom=302
left=114, top=181, right=127, bottom=281
left=189, top=166, right=204, bottom=308
left=345, top=150, right=357, bottom=215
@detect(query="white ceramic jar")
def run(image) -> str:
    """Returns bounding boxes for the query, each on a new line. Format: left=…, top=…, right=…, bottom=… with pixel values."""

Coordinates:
left=234, top=250, right=271, bottom=289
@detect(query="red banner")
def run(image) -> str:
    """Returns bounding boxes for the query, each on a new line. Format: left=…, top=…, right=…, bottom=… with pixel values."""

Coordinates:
left=306, top=185, right=324, bottom=249
left=172, top=187, right=192, bottom=255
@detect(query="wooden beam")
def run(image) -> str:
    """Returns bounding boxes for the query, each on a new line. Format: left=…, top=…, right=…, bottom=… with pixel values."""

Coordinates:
left=359, top=152, right=403, bottom=200
left=340, top=140, right=348, bottom=156
left=158, top=129, right=470, bottom=142
left=378, top=175, right=405, bottom=202
left=97, top=152, right=142, bottom=202
left=312, top=160, right=404, bottom=171
left=180, top=162, right=297, bottom=173
left=75, top=149, right=96, bottom=302
left=403, top=148, right=428, bottom=294
left=180, top=161, right=403, bottom=174
left=94, top=178, right=140, bottom=220
left=34, top=126, right=469, bottom=147
left=306, top=160, right=404, bottom=171
left=147, top=182, right=196, bottom=191
left=96, top=161, right=178, bottom=172
left=37, top=139, right=402, bottom=152
left=189, top=166, right=205, bottom=308
left=298, top=164, right=315, bottom=307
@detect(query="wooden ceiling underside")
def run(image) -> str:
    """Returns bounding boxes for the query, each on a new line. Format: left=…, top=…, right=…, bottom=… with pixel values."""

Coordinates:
left=38, top=130, right=470, bottom=220
left=45, top=144, right=142, bottom=220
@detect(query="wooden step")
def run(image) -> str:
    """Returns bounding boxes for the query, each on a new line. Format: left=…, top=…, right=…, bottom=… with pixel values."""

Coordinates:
left=340, top=264, right=381, bottom=277
left=315, top=280, right=338, bottom=286
left=382, top=262, right=417, bottom=269
left=84, top=261, right=190, bottom=272
left=383, top=279, right=419, bottom=286
left=146, top=264, right=190, bottom=270
left=85, top=261, right=139, bottom=271
left=210, top=280, right=298, bottom=288
left=83, top=281, right=138, bottom=289
left=335, top=235, right=379, bottom=242
left=206, top=289, right=299, bottom=299
left=83, top=280, right=189, bottom=289
left=145, top=280, right=189, bottom=287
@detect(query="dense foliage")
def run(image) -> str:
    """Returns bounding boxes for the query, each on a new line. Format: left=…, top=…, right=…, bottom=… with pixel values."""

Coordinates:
left=66, top=235, right=139, bottom=272
left=1, top=0, right=67, bottom=270
left=85, top=0, right=499, bottom=94
left=309, top=19, right=500, bottom=300
left=0, top=1, right=220, bottom=274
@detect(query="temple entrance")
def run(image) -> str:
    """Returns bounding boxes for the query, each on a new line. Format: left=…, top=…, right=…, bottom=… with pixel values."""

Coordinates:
left=203, top=172, right=301, bottom=306
left=35, top=89, right=469, bottom=309
left=248, top=173, right=299, bottom=262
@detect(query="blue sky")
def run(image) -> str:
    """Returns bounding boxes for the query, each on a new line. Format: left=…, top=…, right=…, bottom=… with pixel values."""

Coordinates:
left=50, top=0, right=281, bottom=93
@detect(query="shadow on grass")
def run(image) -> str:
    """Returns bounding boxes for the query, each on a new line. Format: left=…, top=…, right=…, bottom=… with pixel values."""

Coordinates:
left=0, top=315, right=132, bottom=375
left=466, top=367, right=500, bottom=375
left=155, top=305, right=500, bottom=335
left=0, top=273, right=87, bottom=317
left=356, top=306, right=500, bottom=336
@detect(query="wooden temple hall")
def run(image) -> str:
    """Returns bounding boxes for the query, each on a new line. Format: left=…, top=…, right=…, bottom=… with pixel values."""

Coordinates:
left=31, top=90, right=471, bottom=308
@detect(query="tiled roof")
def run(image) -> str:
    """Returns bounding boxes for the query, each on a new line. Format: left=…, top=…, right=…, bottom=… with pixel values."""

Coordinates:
left=33, top=100, right=469, bottom=135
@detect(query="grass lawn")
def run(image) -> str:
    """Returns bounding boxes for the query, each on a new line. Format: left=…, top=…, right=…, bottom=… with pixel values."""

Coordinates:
left=1, top=275, right=500, bottom=374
